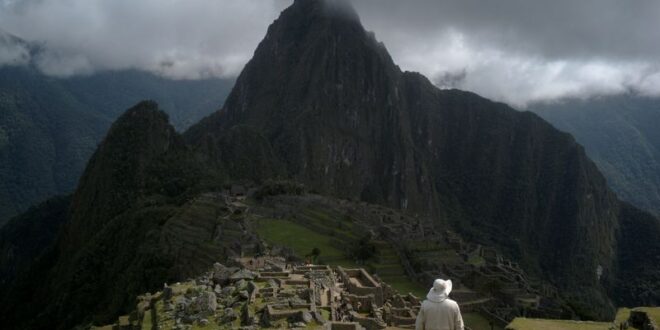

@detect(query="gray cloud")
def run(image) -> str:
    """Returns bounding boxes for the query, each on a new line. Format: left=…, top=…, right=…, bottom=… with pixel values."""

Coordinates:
left=0, top=0, right=290, bottom=78
left=1, top=0, right=660, bottom=106
left=352, top=0, right=660, bottom=106
left=0, top=30, right=30, bottom=66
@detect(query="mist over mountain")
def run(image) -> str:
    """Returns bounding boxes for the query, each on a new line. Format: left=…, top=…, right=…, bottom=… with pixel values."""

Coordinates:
left=532, top=95, right=660, bottom=216
left=3, top=0, right=660, bottom=106
left=0, top=58, right=233, bottom=226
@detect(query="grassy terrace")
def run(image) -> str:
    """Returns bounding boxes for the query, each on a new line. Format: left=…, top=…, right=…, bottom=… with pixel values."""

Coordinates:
left=255, top=218, right=356, bottom=267
left=254, top=215, right=425, bottom=297
left=506, top=318, right=612, bottom=330
left=464, top=312, right=504, bottom=330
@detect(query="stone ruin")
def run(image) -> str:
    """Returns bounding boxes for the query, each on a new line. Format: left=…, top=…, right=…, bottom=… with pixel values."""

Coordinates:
left=259, top=194, right=566, bottom=327
left=107, top=255, right=427, bottom=329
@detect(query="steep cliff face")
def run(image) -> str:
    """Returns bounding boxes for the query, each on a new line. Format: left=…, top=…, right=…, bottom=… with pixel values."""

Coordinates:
left=186, top=0, right=622, bottom=317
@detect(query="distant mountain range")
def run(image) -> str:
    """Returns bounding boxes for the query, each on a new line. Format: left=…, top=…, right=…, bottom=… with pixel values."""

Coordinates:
left=0, top=60, right=234, bottom=226
left=532, top=95, right=660, bottom=216
left=0, top=0, right=658, bottom=329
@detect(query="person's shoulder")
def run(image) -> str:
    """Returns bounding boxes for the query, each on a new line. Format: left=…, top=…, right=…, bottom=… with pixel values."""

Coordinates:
left=445, top=298, right=460, bottom=307
left=421, top=299, right=436, bottom=308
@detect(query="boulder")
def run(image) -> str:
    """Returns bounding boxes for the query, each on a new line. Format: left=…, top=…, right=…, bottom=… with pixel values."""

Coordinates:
left=163, top=302, right=175, bottom=312
left=195, top=277, right=210, bottom=286
left=188, top=291, right=217, bottom=315
left=221, top=286, right=236, bottom=297
left=213, top=263, right=237, bottom=284
left=230, top=269, right=256, bottom=282
left=300, top=310, right=313, bottom=324
left=221, top=307, right=238, bottom=324
left=175, top=296, right=191, bottom=311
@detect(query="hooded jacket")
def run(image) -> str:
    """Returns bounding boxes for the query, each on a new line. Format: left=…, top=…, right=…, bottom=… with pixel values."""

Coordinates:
left=415, top=296, right=465, bottom=330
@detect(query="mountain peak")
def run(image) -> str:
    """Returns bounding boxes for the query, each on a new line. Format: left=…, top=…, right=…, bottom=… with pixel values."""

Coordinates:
left=288, top=0, right=359, bottom=22
left=66, top=101, right=180, bottom=246
left=185, top=0, right=395, bottom=138
left=267, top=0, right=364, bottom=46
left=184, top=0, right=633, bottom=318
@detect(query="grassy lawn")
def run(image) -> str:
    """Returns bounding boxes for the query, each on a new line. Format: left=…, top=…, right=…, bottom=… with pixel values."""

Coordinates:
left=614, top=308, right=630, bottom=324
left=464, top=312, right=503, bottom=330
left=301, top=208, right=361, bottom=239
left=506, top=318, right=611, bottom=330
left=382, top=275, right=426, bottom=298
left=255, top=218, right=356, bottom=265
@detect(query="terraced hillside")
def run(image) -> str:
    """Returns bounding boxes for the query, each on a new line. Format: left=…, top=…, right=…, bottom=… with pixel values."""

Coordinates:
left=253, top=204, right=425, bottom=297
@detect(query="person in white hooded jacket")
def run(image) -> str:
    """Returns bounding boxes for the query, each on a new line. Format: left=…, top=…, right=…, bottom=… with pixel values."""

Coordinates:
left=415, top=279, right=464, bottom=330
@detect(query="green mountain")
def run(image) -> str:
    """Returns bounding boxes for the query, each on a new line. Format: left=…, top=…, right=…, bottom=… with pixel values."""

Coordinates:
left=0, top=0, right=658, bottom=328
left=0, top=102, right=219, bottom=328
left=0, top=64, right=233, bottom=226
left=0, top=66, right=108, bottom=225
left=532, top=95, right=660, bottom=216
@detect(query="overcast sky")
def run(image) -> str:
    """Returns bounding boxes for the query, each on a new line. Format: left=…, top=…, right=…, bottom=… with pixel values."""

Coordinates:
left=1, top=0, right=660, bottom=107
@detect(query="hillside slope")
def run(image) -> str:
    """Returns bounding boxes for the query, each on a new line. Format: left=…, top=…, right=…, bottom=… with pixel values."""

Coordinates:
left=0, top=102, right=229, bottom=328
left=0, top=66, right=107, bottom=225
left=532, top=95, right=660, bottom=216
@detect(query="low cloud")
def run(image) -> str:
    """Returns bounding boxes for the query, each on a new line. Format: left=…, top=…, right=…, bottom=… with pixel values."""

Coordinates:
left=354, top=0, right=660, bottom=106
left=1, top=0, right=659, bottom=105
left=0, top=31, right=30, bottom=66
left=0, top=0, right=289, bottom=78
left=387, top=30, right=659, bottom=107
